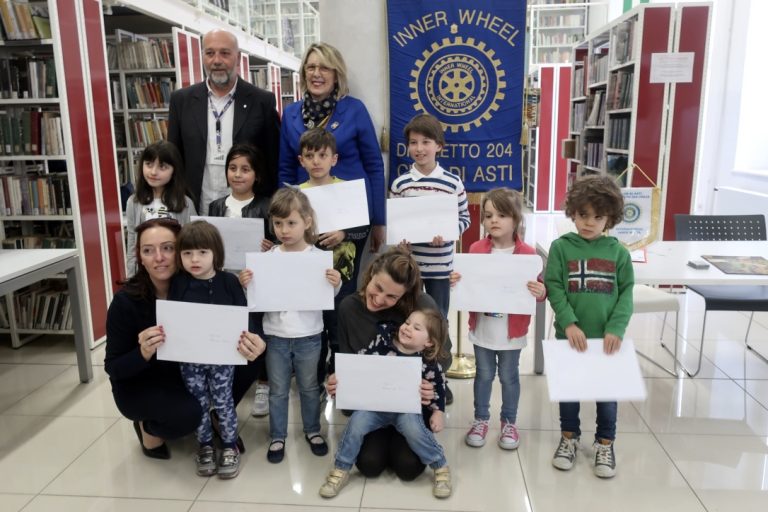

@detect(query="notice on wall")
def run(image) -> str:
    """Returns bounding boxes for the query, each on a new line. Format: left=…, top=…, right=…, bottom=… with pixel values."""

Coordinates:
left=650, top=52, right=694, bottom=83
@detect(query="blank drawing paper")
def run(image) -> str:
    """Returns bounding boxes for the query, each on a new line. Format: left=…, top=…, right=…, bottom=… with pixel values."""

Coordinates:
left=334, top=353, right=422, bottom=414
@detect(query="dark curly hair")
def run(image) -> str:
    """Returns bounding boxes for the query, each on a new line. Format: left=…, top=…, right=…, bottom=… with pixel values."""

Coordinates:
left=564, top=175, right=624, bottom=229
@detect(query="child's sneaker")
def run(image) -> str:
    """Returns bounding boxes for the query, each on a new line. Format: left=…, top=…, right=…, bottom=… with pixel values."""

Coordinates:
left=465, top=419, right=489, bottom=447
left=552, top=434, right=578, bottom=471
left=498, top=420, right=520, bottom=450
left=195, top=445, right=217, bottom=476
left=319, top=468, right=349, bottom=498
left=432, top=466, right=452, bottom=498
left=217, top=447, right=240, bottom=479
left=593, top=440, right=616, bottom=478
left=251, top=383, right=269, bottom=417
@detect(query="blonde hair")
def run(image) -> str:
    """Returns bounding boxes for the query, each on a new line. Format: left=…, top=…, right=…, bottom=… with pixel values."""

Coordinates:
left=268, top=187, right=318, bottom=244
left=299, top=42, right=349, bottom=97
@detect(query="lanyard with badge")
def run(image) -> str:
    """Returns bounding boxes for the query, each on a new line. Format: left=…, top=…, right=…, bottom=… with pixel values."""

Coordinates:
left=208, top=91, right=235, bottom=153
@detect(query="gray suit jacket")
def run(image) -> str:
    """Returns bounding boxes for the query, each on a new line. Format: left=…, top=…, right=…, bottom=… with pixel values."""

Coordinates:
left=167, top=79, right=280, bottom=211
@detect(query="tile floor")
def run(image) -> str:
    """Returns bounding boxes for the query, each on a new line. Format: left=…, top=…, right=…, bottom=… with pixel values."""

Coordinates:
left=1, top=293, right=768, bottom=511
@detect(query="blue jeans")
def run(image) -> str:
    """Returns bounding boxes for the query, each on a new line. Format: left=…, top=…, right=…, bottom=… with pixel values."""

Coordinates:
left=559, top=401, right=618, bottom=441
left=473, top=345, right=521, bottom=423
left=423, top=278, right=453, bottom=371
left=265, top=334, right=322, bottom=440
left=335, top=410, right=446, bottom=471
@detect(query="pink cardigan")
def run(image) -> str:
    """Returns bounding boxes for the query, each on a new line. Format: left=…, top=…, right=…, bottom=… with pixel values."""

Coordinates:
left=467, top=235, right=547, bottom=340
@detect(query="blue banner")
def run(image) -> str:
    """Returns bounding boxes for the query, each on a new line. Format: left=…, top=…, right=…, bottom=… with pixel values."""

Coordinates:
left=387, top=1, right=526, bottom=192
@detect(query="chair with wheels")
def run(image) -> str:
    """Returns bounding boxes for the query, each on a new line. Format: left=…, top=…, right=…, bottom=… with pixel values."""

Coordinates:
left=673, top=214, right=768, bottom=377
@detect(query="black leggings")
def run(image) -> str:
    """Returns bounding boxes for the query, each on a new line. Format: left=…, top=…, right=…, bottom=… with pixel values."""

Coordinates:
left=355, top=426, right=426, bottom=481
left=112, top=378, right=201, bottom=440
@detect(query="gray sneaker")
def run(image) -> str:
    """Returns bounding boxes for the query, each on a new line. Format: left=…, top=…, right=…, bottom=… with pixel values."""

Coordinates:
left=552, top=435, right=578, bottom=471
left=593, top=440, right=616, bottom=478
left=196, top=445, right=217, bottom=476
left=319, top=468, right=349, bottom=498
left=218, top=447, right=240, bottom=479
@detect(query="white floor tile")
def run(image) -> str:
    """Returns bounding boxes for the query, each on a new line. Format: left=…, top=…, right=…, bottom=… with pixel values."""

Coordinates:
left=0, top=363, right=70, bottom=413
left=0, top=493, right=33, bottom=512
left=740, top=379, right=768, bottom=410
left=192, top=503, right=356, bottom=512
left=0, top=335, right=79, bottom=365
left=657, top=434, right=768, bottom=512
left=3, top=366, right=121, bottom=418
left=23, top=496, right=192, bottom=512
left=0, top=415, right=116, bottom=493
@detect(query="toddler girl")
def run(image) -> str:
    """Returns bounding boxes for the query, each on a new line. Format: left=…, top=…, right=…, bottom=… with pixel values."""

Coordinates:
left=319, top=308, right=451, bottom=499
left=239, top=187, right=341, bottom=463
left=126, top=141, right=195, bottom=275
left=451, top=188, right=546, bottom=450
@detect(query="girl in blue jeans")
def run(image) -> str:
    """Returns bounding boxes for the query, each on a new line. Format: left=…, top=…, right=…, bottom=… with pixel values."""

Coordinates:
left=450, top=188, right=546, bottom=450
left=319, top=308, right=451, bottom=499
left=240, top=188, right=341, bottom=463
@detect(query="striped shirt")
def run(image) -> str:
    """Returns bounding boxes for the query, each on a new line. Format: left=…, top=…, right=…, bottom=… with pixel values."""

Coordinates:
left=389, top=163, right=470, bottom=278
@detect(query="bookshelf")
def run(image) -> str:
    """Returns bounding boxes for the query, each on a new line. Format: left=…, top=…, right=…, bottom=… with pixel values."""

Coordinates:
left=565, top=3, right=711, bottom=240
left=107, top=29, right=176, bottom=187
left=522, top=64, right=571, bottom=212
left=0, top=8, right=68, bottom=343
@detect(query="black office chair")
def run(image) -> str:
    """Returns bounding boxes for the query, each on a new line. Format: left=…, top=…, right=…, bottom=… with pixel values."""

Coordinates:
left=672, top=214, right=768, bottom=377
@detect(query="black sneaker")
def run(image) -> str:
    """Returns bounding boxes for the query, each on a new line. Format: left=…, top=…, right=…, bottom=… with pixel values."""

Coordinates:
left=593, top=440, right=616, bottom=478
left=196, top=445, right=217, bottom=476
left=445, top=384, right=453, bottom=406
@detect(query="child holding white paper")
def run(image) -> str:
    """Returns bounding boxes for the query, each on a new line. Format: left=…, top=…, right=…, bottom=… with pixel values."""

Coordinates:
left=544, top=175, right=634, bottom=479
left=390, top=113, right=470, bottom=404
left=450, top=188, right=546, bottom=451
left=125, top=141, right=196, bottom=275
left=208, top=143, right=272, bottom=418
left=239, top=187, right=341, bottom=464
left=297, top=127, right=370, bottom=388
left=319, top=308, right=451, bottom=499
left=169, top=220, right=261, bottom=479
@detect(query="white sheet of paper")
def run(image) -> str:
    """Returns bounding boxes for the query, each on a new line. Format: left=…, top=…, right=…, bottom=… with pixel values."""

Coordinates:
left=650, top=52, right=694, bottom=83
left=191, top=216, right=265, bottom=270
left=245, top=250, right=334, bottom=311
left=451, top=254, right=543, bottom=314
left=302, top=179, right=369, bottom=233
left=542, top=338, right=646, bottom=402
left=334, top=353, right=422, bottom=414
left=155, top=300, right=248, bottom=365
left=386, top=195, right=459, bottom=245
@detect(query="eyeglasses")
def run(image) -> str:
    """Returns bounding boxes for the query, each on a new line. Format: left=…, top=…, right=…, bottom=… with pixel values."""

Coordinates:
left=305, top=64, right=333, bottom=75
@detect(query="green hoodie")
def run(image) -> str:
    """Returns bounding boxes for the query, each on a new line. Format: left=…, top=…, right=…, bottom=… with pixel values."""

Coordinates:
left=544, top=232, right=634, bottom=339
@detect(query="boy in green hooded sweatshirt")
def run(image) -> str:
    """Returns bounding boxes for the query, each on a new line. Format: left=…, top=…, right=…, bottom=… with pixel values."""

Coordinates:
left=545, top=175, right=633, bottom=479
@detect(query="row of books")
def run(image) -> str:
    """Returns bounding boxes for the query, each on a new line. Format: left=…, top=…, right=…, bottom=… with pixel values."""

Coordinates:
left=535, top=32, right=582, bottom=46
left=612, top=19, right=636, bottom=65
left=0, top=108, right=64, bottom=155
left=121, top=76, right=174, bottom=110
left=571, top=102, right=585, bottom=132
left=0, top=56, right=57, bottom=99
left=0, top=171, right=71, bottom=215
left=589, top=54, right=609, bottom=84
left=584, top=140, right=604, bottom=168
left=608, top=117, right=631, bottom=150
left=0, top=1, right=50, bottom=41
left=0, top=283, right=72, bottom=331
left=129, top=117, right=168, bottom=147
left=535, top=49, right=572, bottom=64
left=108, top=39, right=174, bottom=71
left=585, top=90, right=606, bottom=127
left=607, top=70, right=634, bottom=110
left=538, top=14, right=584, bottom=27
left=572, top=66, right=584, bottom=96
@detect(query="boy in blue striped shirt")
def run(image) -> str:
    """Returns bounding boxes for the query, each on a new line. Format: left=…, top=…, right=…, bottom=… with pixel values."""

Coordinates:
left=390, top=114, right=471, bottom=401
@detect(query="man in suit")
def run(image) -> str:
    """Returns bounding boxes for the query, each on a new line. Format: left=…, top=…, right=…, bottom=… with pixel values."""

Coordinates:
left=168, top=29, right=280, bottom=214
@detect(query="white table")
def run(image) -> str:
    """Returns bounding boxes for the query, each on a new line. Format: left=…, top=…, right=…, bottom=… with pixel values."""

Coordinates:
left=0, top=249, right=92, bottom=383
left=533, top=239, right=768, bottom=374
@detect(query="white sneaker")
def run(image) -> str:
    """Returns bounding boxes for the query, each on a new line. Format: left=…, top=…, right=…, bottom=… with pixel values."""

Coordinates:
left=552, top=435, right=578, bottom=471
left=593, top=440, right=617, bottom=478
left=251, top=383, right=269, bottom=417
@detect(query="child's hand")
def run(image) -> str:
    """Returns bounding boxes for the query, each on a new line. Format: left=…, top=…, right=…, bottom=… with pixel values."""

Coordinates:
left=449, top=271, right=462, bottom=287
left=527, top=280, right=546, bottom=300
left=430, top=235, right=445, bottom=247
left=398, top=239, right=411, bottom=252
left=326, top=373, right=337, bottom=397
left=319, top=230, right=345, bottom=249
left=239, top=269, right=253, bottom=287
left=565, top=324, right=587, bottom=352
left=420, top=378, right=435, bottom=405
left=238, top=331, right=266, bottom=360
left=260, top=238, right=274, bottom=252
left=326, top=268, right=342, bottom=287
left=430, top=410, right=445, bottom=433
left=603, top=333, right=622, bottom=355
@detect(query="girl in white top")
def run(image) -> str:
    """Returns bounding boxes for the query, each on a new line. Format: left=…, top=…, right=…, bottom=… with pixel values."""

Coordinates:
left=125, top=141, right=195, bottom=275
left=239, top=187, right=341, bottom=464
